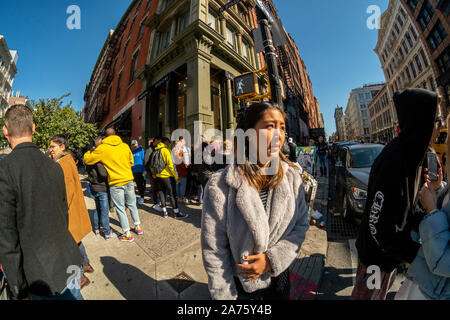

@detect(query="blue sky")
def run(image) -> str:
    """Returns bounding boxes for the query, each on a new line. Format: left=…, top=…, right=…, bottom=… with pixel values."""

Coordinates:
left=0, top=0, right=389, bottom=138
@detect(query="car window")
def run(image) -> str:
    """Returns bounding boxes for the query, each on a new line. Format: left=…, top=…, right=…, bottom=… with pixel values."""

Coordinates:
left=349, top=147, right=384, bottom=168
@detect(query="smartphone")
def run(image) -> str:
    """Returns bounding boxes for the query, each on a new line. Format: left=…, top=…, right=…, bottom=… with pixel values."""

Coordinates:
left=427, top=152, right=439, bottom=181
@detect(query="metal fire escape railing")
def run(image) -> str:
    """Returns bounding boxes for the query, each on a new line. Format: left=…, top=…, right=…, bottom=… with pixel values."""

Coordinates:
left=278, top=46, right=309, bottom=125
left=95, top=22, right=127, bottom=123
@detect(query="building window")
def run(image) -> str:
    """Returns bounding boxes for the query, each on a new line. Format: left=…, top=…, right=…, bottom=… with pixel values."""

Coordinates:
left=428, top=77, right=436, bottom=91
left=417, top=1, right=435, bottom=30
left=138, top=23, right=145, bottom=40
left=410, top=27, right=418, bottom=41
left=436, top=48, right=450, bottom=74
left=420, top=48, right=429, bottom=67
left=405, top=66, right=412, bottom=82
left=402, top=41, right=409, bottom=54
left=242, top=40, right=250, bottom=62
left=238, top=5, right=248, bottom=24
left=129, top=16, right=137, bottom=35
left=207, top=9, right=218, bottom=31
left=129, top=51, right=139, bottom=84
left=415, top=55, right=423, bottom=73
left=158, top=29, right=170, bottom=54
left=160, top=0, right=173, bottom=12
left=397, top=15, right=404, bottom=27
left=405, top=31, right=414, bottom=48
left=178, top=12, right=190, bottom=33
left=427, top=20, right=448, bottom=52
left=408, top=0, right=419, bottom=12
left=410, top=61, right=417, bottom=78
left=123, top=40, right=129, bottom=61
left=226, top=25, right=236, bottom=50
left=116, top=72, right=122, bottom=100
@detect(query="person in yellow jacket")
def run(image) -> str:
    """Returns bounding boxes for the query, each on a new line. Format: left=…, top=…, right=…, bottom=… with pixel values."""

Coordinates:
left=153, top=137, right=189, bottom=219
left=84, top=128, right=142, bottom=243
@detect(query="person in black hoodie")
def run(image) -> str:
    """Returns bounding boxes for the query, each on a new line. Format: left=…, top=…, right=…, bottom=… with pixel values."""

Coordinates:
left=86, top=136, right=114, bottom=240
left=351, top=88, right=439, bottom=300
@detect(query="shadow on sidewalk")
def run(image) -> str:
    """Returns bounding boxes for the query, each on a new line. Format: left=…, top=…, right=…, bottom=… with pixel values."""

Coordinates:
left=316, top=266, right=355, bottom=300
left=100, top=256, right=156, bottom=300
left=100, top=256, right=210, bottom=300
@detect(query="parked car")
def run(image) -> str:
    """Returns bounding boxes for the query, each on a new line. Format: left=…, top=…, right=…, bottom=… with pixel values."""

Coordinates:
left=335, top=144, right=385, bottom=225
left=331, top=141, right=359, bottom=180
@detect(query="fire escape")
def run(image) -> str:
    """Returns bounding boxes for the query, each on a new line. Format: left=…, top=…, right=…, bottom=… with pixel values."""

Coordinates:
left=277, top=46, right=309, bottom=127
left=95, top=21, right=127, bottom=123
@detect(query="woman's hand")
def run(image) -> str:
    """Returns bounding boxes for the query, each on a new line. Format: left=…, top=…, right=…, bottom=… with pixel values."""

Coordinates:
left=424, top=167, right=443, bottom=191
left=419, top=181, right=437, bottom=214
left=236, top=254, right=272, bottom=282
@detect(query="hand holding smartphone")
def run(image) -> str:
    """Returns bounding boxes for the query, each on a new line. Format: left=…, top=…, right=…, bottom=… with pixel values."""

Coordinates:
left=427, top=152, right=439, bottom=182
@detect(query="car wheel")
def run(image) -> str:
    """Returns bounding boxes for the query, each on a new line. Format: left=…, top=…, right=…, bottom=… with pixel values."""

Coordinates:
left=342, top=195, right=355, bottom=224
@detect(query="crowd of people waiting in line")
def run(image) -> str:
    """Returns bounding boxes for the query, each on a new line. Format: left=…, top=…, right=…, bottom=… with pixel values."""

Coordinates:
left=0, top=88, right=448, bottom=301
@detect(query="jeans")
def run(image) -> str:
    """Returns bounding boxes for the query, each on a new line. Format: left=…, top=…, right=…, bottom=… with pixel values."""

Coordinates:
left=78, top=242, right=89, bottom=265
left=319, top=155, right=327, bottom=176
left=176, top=177, right=187, bottom=197
left=110, top=181, right=141, bottom=233
left=91, top=190, right=111, bottom=235
left=31, top=272, right=84, bottom=300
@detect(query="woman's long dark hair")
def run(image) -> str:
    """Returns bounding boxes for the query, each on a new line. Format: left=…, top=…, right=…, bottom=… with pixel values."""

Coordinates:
left=234, top=102, right=299, bottom=191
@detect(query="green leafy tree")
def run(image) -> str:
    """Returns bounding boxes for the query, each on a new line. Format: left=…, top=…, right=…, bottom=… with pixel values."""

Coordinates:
left=1, top=94, right=98, bottom=151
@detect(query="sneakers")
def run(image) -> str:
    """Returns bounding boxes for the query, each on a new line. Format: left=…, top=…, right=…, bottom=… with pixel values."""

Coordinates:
left=93, top=229, right=100, bottom=236
left=118, top=234, right=135, bottom=242
left=163, top=210, right=169, bottom=218
left=175, top=211, right=189, bottom=219
left=154, top=204, right=163, bottom=212
left=105, top=233, right=115, bottom=241
left=138, top=198, right=145, bottom=205
left=135, top=226, right=143, bottom=235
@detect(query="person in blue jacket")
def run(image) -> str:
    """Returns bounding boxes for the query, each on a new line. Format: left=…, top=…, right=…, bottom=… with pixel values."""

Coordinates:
left=131, top=140, right=146, bottom=205
left=395, top=110, right=450, bottom=300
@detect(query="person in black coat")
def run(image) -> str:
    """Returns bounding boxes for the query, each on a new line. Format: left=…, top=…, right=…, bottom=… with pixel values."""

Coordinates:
left=351, top=89, right=440, bottom=300
left=0, top=105, right=83, bottom=300
left=86, top=136, right=113, bottom=240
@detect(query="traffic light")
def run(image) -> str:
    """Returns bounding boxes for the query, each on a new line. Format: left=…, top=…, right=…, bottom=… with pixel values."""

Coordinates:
left=234, top=72, right=259, bottom=99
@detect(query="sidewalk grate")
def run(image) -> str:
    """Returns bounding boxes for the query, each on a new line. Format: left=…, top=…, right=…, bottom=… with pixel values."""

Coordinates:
left=167, top=272, right=195, bottom=294
left=327, top=211, right=359, bottom=241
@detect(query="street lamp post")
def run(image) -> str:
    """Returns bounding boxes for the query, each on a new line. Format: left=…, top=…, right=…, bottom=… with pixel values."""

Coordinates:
left=254, top=3, right=284, bottom=112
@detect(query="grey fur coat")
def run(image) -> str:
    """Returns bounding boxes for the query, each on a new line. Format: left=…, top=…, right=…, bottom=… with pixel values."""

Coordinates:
left=201, top=161, right=310, bottom=300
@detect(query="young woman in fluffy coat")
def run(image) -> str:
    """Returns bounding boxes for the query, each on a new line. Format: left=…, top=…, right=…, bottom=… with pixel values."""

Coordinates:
left=201, top=102, right=310, bottom=300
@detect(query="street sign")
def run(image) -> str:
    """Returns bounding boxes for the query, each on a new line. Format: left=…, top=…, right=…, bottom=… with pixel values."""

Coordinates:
left=219, top=0, right=243, bottom=14
left=255, top=0, right=274, bottom=23
left=233, top=72, right=259, bottom=99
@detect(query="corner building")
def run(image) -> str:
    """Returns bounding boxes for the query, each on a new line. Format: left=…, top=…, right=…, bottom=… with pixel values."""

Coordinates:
left=137, top=0, right=264, bottom=141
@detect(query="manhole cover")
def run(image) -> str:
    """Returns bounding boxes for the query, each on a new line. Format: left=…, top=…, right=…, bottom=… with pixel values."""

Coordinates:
left=167, top=272, right=195, bottom=294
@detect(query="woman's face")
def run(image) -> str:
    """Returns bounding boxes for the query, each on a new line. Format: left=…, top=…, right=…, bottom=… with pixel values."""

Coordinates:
left=49, top=141, right=65, bottom=160
left=252, top=108, right=286, bottom=163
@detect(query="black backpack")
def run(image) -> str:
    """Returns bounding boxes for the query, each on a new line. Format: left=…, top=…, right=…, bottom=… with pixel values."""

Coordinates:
left=148, top=149, right=166, bottom=176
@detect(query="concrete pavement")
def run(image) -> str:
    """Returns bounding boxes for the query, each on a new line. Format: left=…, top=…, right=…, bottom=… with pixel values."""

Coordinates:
left=79, top=173, right=329, bottom=300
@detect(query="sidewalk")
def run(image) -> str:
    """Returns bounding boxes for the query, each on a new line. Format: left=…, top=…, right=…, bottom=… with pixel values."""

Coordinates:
left=289, top=175, right=328, bottom=300
left=80, top=173, right=328, bottom=300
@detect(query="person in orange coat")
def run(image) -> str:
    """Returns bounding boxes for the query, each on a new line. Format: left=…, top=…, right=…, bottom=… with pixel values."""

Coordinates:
left=49, top=134, right=93, bottom=290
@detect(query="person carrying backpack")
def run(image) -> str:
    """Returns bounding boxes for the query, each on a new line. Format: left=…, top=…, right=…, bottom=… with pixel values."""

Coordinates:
left=149, top=137, right=188, bottom=219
